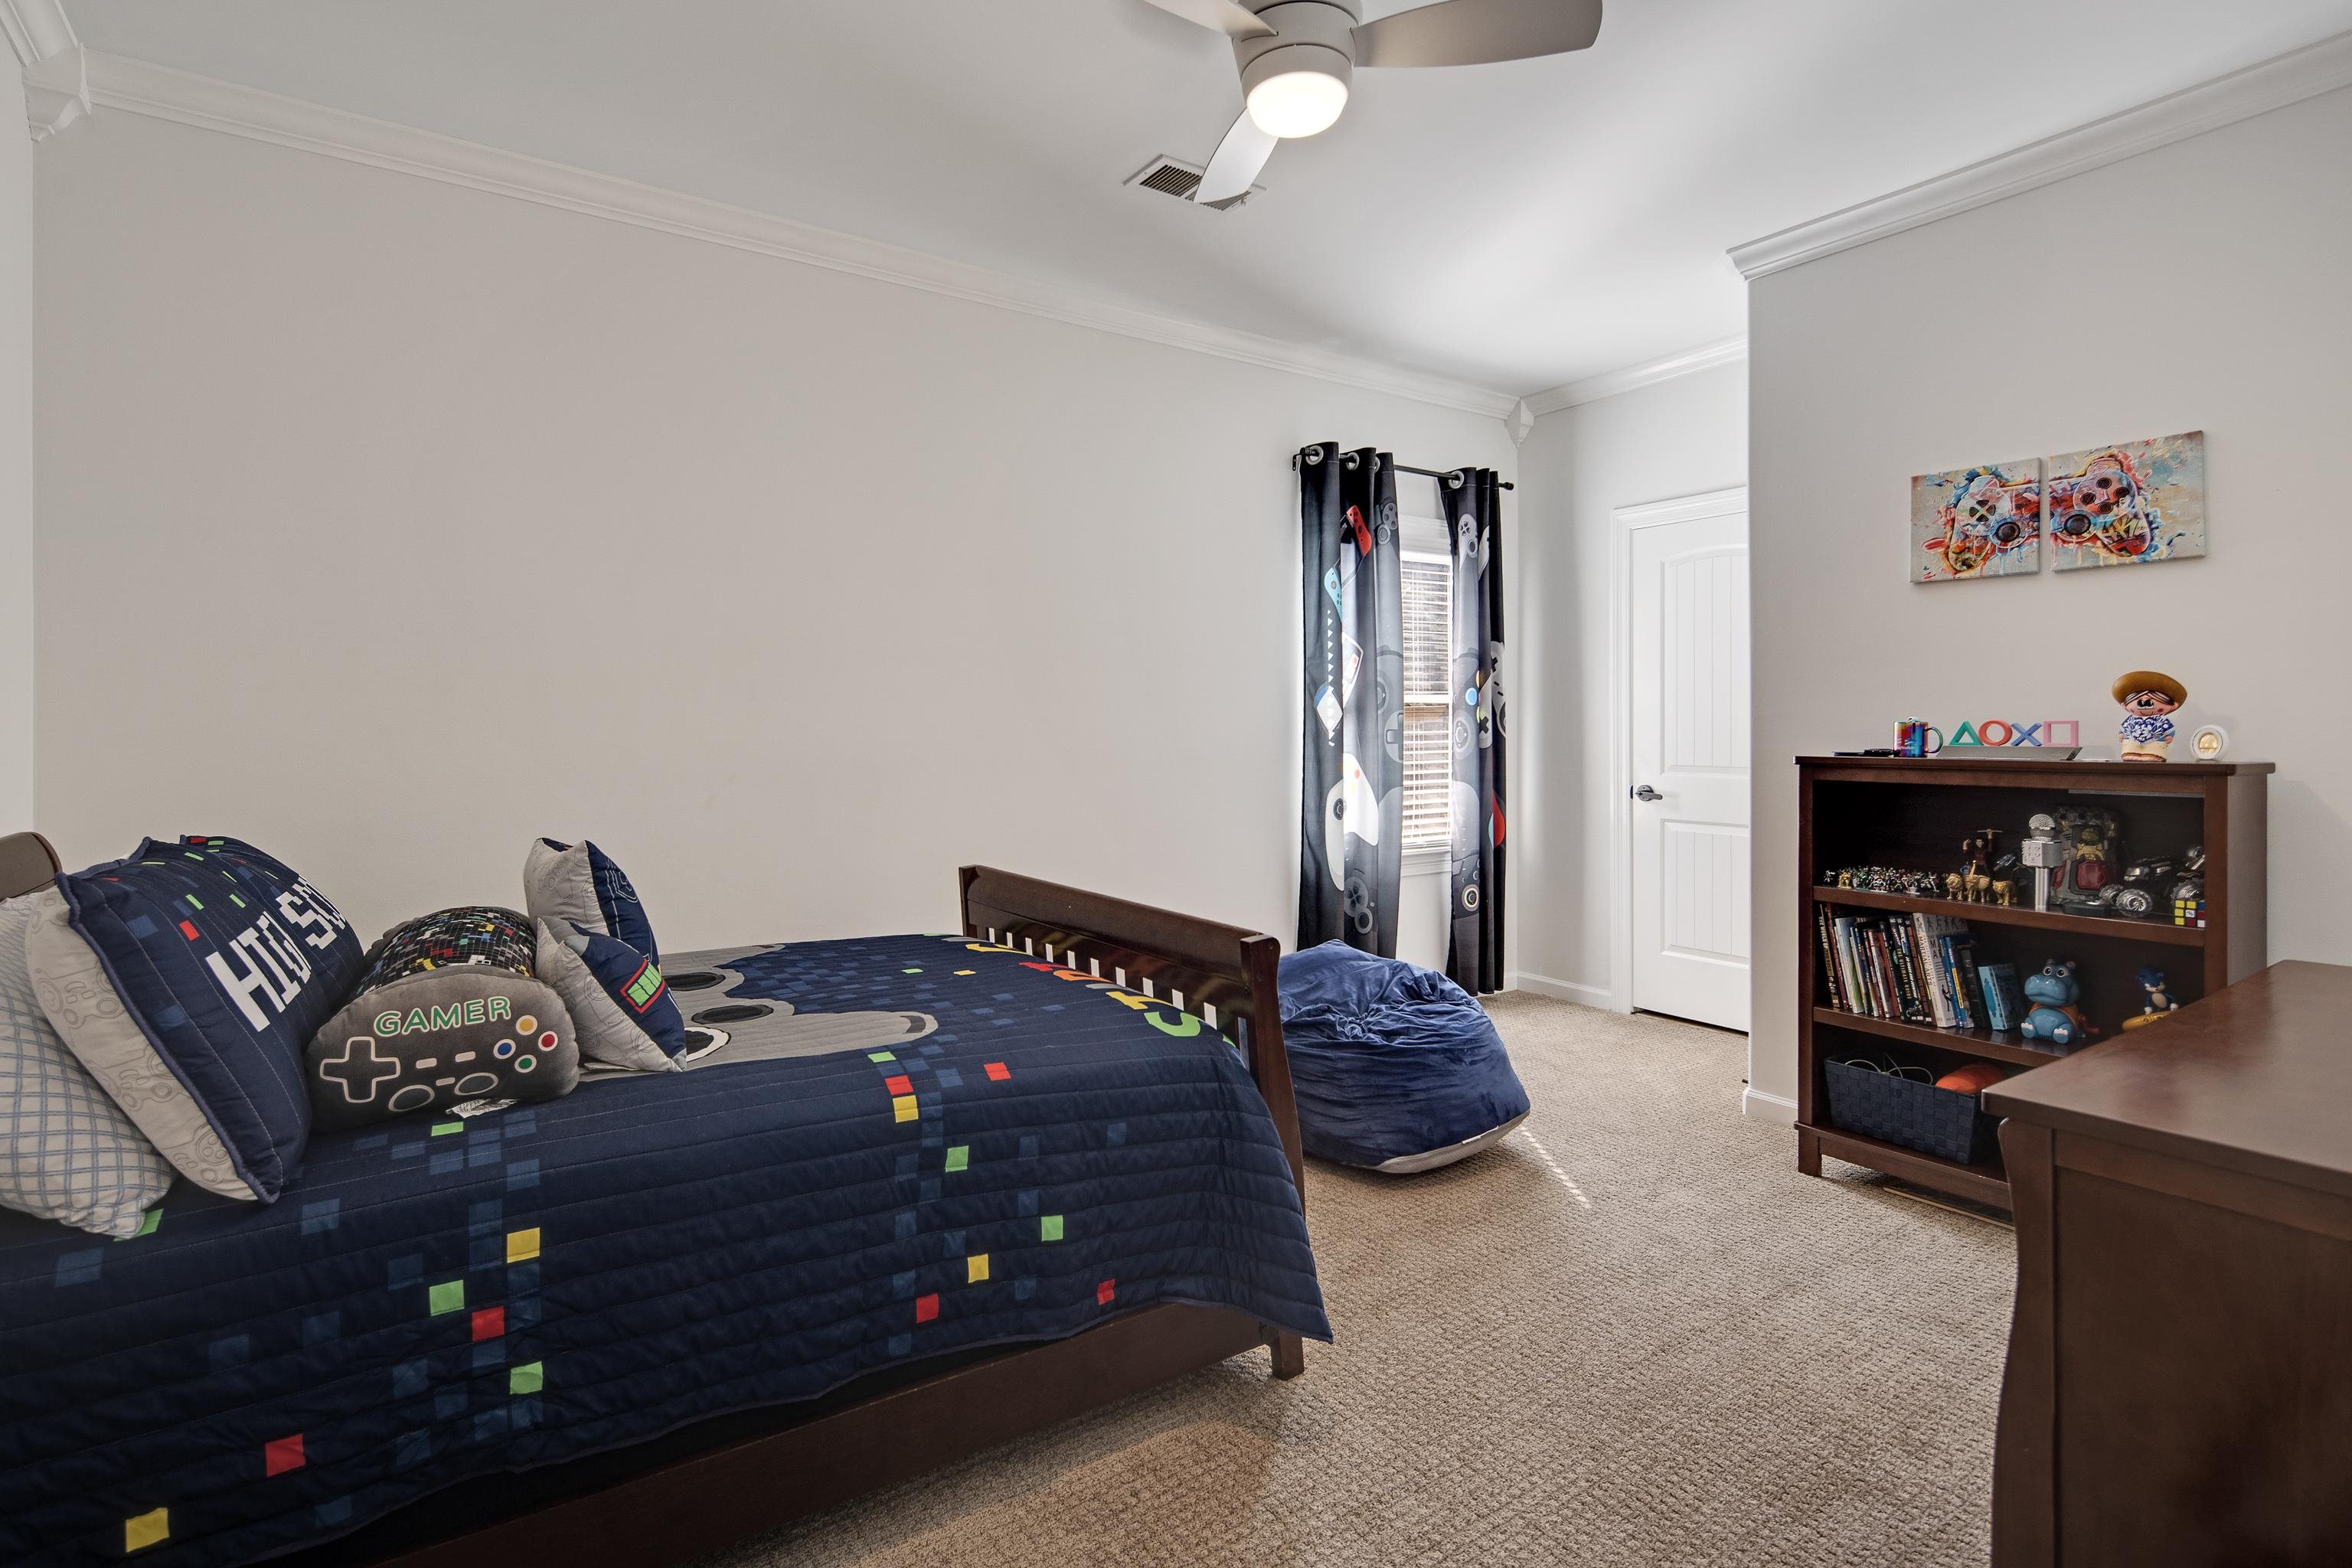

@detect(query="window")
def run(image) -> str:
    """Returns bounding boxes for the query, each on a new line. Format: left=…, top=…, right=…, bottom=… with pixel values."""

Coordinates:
left=1400, top=519, right=1453, bottom=853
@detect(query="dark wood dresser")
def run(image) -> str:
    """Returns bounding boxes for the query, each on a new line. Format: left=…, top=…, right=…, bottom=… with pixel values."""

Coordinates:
left=1984, top=961, right=2352, bottom=1566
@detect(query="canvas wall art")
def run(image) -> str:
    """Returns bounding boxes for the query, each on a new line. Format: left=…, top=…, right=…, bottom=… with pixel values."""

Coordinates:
left=1912, top=458, right=2043, bottom=583
left=2046, top=430, right=2206, bottom=571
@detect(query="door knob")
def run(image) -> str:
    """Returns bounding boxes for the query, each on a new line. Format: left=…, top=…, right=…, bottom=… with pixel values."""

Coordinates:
left=1632, top=784, right=1664, bottom=802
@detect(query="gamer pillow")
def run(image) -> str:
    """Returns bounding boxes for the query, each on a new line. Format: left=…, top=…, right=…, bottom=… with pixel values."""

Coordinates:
left=534, top=916, right=688, bottom=1075
left=307, top=906, right=580, bottom=1130
left=27, top=836, right=362, bottom=1202
left=524, top=838, right=659, bottom=962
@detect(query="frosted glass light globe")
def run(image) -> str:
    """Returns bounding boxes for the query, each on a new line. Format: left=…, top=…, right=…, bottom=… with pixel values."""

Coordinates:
left=1246, top=69, right=1349, bottom=138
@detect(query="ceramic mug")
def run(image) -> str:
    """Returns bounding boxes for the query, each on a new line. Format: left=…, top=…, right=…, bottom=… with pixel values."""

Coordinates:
left=1896, top=718, right=1943, bottom=757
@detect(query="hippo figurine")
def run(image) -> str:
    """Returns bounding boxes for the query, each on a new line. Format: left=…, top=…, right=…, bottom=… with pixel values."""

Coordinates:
left=2018, top=959, right=2099, bottom=1047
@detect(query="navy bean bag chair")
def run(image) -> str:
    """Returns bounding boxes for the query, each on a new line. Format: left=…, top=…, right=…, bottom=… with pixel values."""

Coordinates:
left=1277, top=941, right=1532, bottom=1173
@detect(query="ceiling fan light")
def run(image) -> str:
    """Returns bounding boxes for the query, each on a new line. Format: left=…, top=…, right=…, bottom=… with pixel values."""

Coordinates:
left=1246, top=67, right=1350, bottom=137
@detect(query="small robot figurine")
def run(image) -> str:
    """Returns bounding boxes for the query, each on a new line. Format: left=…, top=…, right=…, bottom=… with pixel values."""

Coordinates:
left=2120, top=965, right=2181, bottom=1031
left=2115, top=670, right=2187, bottom=763
left=2052, top=806, right=2122, bottom=912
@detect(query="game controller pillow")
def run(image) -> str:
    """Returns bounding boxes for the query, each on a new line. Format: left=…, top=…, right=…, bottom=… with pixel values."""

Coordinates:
left=2, top=893, right=177, bottom=1236
left=534, top=917, right=688, bottom=1074
left=524, top=838, right=660, bottom=962
left=307, top=906, right=580, bottom=1130
left=25, top=836, right=364, bottom=1203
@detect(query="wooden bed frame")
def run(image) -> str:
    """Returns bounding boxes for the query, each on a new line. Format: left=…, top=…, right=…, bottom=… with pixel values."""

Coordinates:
left=0, top=839, right=1309, bottom=1568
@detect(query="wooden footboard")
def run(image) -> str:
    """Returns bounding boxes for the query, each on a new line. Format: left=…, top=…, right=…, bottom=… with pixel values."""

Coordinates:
left=303, top=868, right=1311, bottom=1568
left=959, top=865, right=1308, bottom=1378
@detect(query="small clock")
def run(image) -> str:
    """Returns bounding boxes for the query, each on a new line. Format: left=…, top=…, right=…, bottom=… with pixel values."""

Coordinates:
left=2190, top=724, right=2229, bottom=761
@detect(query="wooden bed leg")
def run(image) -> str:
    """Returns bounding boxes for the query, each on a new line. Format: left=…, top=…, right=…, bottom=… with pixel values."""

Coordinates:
left=1269, top=1332, right=1305, bottom=1380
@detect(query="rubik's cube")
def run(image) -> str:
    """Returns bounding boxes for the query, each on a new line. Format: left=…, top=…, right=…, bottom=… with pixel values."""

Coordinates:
left=2173, top=896, right=2207, bottom=929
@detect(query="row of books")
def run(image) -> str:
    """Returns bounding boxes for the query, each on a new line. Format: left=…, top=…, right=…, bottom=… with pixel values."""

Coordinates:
left=1815, top=906, right=2027, bottom=1032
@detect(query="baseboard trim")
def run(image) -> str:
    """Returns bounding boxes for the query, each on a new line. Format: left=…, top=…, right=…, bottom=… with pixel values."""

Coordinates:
left=1509, top=971, right=1615, bottom=1009
left=1742, top=1087, right=1798, bottom=1125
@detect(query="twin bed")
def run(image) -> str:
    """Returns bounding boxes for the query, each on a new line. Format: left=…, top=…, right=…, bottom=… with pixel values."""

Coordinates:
left=0, top=858, right=1327, bottom=1567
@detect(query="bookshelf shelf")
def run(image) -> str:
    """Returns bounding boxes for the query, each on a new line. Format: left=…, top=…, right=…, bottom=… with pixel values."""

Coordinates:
left=1809, top=1007, right=2074, bottom=1070
left=1804, top=1124, right=2010, bottom=1209
left=1808, top=885, right=2207, bottom=948
left=1795, top=753, right=2271, bottom=1210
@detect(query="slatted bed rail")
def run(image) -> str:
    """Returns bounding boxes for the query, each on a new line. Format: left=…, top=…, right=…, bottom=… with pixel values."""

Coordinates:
left=956, top=864, right=1306, bottom=1207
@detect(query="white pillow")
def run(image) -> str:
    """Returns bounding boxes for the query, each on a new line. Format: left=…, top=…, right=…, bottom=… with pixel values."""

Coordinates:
left=0, top=896, right=176, bottom=1236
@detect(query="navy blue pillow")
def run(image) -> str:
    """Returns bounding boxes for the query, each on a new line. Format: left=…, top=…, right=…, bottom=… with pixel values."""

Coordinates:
left=574, top=926, right=688, bottom=1057
left=51, top=836, right=363, bottom=1200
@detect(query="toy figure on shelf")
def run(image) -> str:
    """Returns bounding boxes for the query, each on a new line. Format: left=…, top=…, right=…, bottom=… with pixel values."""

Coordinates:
left=2020, top=814, right=2066, bottom=912
left=2114, top=670, right=2187, bottom=763
left=1944, top=871, right=1965, bottom=901
left=2018, top=959, right=2100, bottom=1048
left=2101, top=855, right=2177, bottom=920
left=1956, top=828, right=2001, bottom=903
left=1990, top=854, right=2021, bottom=908
left=2051, top=805, right=2122, bottom=912
left=2119, top=965, right=2182, bottom=1031
left=2171, top=846, right=2208, bottom=928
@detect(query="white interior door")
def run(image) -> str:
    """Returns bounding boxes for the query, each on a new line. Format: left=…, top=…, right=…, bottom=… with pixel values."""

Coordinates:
left=1627, top=498, right=1749, bottom=1030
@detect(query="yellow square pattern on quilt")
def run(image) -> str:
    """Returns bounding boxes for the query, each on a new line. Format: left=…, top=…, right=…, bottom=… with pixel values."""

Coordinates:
left=967, top=1253, right=989, bottom=1283
left=893, top=1095, right=918, bottom=1123
left=126, top=1508, right=169, bottom=1552
left=507, top=1228, right=541, bottom=1264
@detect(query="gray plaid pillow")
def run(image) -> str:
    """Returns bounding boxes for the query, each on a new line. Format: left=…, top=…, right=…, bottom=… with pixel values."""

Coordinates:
left=1, top=895, right=175, bottom=1236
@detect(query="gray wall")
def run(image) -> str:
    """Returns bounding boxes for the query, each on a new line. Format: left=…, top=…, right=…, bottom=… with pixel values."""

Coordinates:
left=1, top=71, right=31, bottom=829
left=1514, top=364, right=1748, bottom=1004
left=1748, top=86, right=2352, bottom=1109
left=33, top=109, right=1517, bottom=950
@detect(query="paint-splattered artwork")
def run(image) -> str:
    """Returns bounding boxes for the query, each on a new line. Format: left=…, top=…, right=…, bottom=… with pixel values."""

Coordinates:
left=2045, top=430, right=2206, bottom=570
left=1912, top=458, right=2043, bottom=582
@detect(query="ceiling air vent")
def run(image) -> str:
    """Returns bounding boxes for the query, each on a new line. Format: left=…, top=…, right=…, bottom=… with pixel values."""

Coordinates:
left=1125, top=155, right=1256, bottom=211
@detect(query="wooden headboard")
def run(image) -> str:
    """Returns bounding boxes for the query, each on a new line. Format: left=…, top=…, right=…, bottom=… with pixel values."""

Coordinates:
left=0, top=831, right=60, bottom=900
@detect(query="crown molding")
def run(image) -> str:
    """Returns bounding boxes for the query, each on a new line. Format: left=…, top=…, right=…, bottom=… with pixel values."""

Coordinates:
left=6, top=0, right=87, bottom=141
left=1730, top=28, right=2352, bottom=281
left=1521, top=334, right=1746, bottom=416
left=78, top=52, right=1522, bottom=421
left=2, top=0, right=74, bottom=69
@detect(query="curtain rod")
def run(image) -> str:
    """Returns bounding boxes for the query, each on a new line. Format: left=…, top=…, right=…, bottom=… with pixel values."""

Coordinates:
left=1289, top=447, right=1514, bottom=491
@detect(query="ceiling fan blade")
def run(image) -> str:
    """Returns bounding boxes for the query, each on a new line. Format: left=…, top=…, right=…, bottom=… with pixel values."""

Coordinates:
left=1196, top=111, right=1279, bottom=204
left=1137, top=0, right=1276, bottom=40
left=1351, top=0, right=1602, bottom=67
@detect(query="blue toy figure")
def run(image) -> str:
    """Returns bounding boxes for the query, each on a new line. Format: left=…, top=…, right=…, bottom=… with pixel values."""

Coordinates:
left=2018, top=959, right=2098, bottom=1047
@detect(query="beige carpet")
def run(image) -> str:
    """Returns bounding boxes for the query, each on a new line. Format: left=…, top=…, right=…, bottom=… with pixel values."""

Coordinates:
left=696, top=995, right=2014, bottom=1567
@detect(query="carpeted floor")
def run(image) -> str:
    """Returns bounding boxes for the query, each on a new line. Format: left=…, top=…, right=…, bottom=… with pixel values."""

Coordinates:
left=697, top=995, right=2014, bottom=1567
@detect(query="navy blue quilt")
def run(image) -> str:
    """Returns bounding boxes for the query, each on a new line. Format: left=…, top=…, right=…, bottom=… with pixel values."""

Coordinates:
left=0, top=935, right=1327, bottom=1566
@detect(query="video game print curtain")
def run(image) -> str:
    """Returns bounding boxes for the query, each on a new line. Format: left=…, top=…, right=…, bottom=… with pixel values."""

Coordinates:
left=1447, top=469, right=1508, bottom=994
left=1298, top=444, right=1404, bottom=958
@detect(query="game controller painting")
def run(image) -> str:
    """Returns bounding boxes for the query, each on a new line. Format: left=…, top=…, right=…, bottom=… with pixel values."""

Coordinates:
left=577, top=946, right=937, bottom=1082
left=2047, top=430, right=2206, bottom=571
left=1912, top=457, right=2043, bottom=582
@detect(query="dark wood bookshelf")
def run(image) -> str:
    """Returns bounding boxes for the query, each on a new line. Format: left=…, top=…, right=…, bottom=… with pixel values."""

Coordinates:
left=1795, top=753, right=2272, bottom=1209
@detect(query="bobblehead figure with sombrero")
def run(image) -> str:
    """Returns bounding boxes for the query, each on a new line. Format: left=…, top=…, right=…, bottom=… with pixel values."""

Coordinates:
left=2115, top=670, right=2187, bottom=762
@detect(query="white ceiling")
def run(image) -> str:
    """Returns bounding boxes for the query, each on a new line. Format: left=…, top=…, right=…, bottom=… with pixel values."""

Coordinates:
left=59, top=0, right=2352, bottom=398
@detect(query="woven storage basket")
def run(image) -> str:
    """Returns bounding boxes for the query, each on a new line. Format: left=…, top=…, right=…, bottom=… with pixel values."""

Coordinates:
left=1821, top=1055, right=1999, bottom=1165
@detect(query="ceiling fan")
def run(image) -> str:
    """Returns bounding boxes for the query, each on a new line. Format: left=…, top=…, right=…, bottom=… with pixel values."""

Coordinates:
left=1139, top=0, right=1603, bottom=204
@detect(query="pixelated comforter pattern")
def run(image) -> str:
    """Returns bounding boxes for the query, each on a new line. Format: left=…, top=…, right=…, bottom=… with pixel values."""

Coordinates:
left=0, top=935, right=1328, bottom=1566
